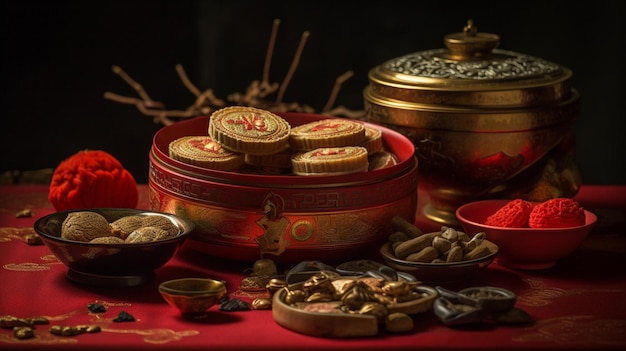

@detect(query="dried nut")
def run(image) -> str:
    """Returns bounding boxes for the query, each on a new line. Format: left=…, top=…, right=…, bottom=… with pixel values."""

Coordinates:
left=391, top=241, right=403, bottom=251
left=341, top=284, right=370, bottom=310
left=0, top=315, right=49, bottom=328
left=463, top=243, right=492, bottom=260
left=24, top=234, right=43, bottom=245
left=405, top=246, right=439, bottom=263
left=381, top=281, right=412, bottom=296
left=388, top=231, right=410, bottom=243
left=391, top=216, right=423, bottom=239
left=393, top=232, right=437, bottom=259
left=469, top=232, right=486, bottom=246
left=251, top=298, right=272, bottom=310
left=49, top=325, right=100, bottom=336
left=15, top=209, right=33, bottom=218
left=431, top=258, right=446, bottom=264
left=440, top=227, right=459, bottom=242
left=446, top=245, right=464, bottom=263
left=386, top=312, right=414, bottom=333
left=458, top=238, right=475, bottom=252
left=13, top=326, right=34, bottom=339
left=457, top=231, right=470, bottom=242
left=306, top=292, right=333, bottom=303
left=358, top=302, right=387, bottom=323
left=284, top=289, right=307, bottom=304
left=266, top=278, right=286, bottom=295
left=432, top=236, right=452, bottom=254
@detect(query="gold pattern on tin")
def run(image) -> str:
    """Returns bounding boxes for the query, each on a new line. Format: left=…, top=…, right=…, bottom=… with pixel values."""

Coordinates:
left=290, top=220, right=314, bottom=241
left=255, top=192, right=290, bottom=257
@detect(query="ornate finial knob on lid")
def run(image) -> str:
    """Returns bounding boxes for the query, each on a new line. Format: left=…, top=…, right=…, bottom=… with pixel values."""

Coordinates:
left=443, top=20, right=500, bottom=60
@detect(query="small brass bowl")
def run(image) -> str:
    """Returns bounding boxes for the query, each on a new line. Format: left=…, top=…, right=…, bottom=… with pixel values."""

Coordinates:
left=159, top=278, right=227, bottom=317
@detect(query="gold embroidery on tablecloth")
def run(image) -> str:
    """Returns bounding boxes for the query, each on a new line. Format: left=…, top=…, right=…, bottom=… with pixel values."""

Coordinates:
left=0, top=227, right=37, bottom=242
left=100, top=327, right=200, bottom=344
left=1, top=240, right=62, bottom=271
left=3, top=262, right=51, bottom=271
left=517, top=278, right=622, bottom=307
left=514, top=315, right=626, bottom=345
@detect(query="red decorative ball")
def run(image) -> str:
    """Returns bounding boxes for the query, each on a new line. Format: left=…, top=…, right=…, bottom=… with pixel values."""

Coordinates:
left=48, top=150, right=139, bottom=211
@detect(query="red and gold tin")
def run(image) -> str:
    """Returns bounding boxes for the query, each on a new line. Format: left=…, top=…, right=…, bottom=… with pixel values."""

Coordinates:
left=149, top=113, right=418, bottom=263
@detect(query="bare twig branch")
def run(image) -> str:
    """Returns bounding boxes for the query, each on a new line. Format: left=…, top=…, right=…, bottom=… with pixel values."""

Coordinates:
left=105, top=20, right=364, bottom=125
left=261, top=19, right=280, bottom=90
left=175, top=64, right=202, bottom=97
left=322, top=70, right=354, bottom=113
left=112, top=65, right=154, bottom=102
left=276, top=30, right=309, bottom=104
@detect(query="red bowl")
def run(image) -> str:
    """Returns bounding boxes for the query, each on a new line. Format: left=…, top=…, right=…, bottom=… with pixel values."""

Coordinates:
left=456, top=200, right=597, bottom=270
left=148, top=113, right=419, bottom=263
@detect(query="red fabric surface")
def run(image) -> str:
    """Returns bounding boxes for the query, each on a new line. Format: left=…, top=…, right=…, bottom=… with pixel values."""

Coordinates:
left=1, top=185, right=625, bottom=350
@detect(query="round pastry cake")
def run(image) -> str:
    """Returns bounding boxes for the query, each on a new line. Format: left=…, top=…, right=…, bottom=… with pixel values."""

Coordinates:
left=208, top=106, right=291, bottom=155
left=291, top=146, right=369, bottom=176
left=169, top=135, right=245, bottom=171
left=288, top=118, right=366, bottom=151
left=361, top=126, right=384, bottom=155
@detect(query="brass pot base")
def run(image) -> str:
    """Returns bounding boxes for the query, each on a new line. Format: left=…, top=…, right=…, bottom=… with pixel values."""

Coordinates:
left=423, top=203, right=460, bottom=227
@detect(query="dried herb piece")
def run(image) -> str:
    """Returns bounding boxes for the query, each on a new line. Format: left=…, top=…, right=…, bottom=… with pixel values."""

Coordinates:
left=112, top=311, right=135, bottom=322
left=24, top=234, right=43, bottom=245
left=87, top=303, right=107, bottom=313
left=15, top=209, right=33, bottom=218
left=219, top=298, right=250, bottom=311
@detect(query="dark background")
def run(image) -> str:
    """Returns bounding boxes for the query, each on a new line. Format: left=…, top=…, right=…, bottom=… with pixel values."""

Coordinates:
left=2, top=0, right=625, bottom=184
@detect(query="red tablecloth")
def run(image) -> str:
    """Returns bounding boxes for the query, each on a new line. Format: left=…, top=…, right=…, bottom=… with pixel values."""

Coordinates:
left=1, top=185, right=625, bottom=350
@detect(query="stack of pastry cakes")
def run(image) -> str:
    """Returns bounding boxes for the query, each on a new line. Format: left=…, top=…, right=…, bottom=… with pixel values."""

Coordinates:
left=168, top=106, right=397, bottom=176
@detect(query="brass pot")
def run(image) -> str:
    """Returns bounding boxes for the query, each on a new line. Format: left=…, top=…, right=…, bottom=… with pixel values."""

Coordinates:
left=364, top=20, right=581, bottom=225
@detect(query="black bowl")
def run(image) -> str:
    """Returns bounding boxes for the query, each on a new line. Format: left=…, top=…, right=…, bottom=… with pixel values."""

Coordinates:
left=34, top=208, right=195, bottom=286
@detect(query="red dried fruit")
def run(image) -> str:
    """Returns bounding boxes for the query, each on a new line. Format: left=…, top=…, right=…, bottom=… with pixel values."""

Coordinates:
left=529, top=198, right=585, bottom=228
left=485, top=199, right=534, bottom=228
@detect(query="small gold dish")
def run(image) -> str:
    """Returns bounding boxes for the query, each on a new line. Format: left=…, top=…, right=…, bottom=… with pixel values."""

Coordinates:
left=159, top=278, right=227, bottom=318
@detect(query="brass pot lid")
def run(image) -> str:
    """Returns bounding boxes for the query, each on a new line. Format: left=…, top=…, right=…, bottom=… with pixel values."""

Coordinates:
left=366, top=20, right=576, bottom=109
